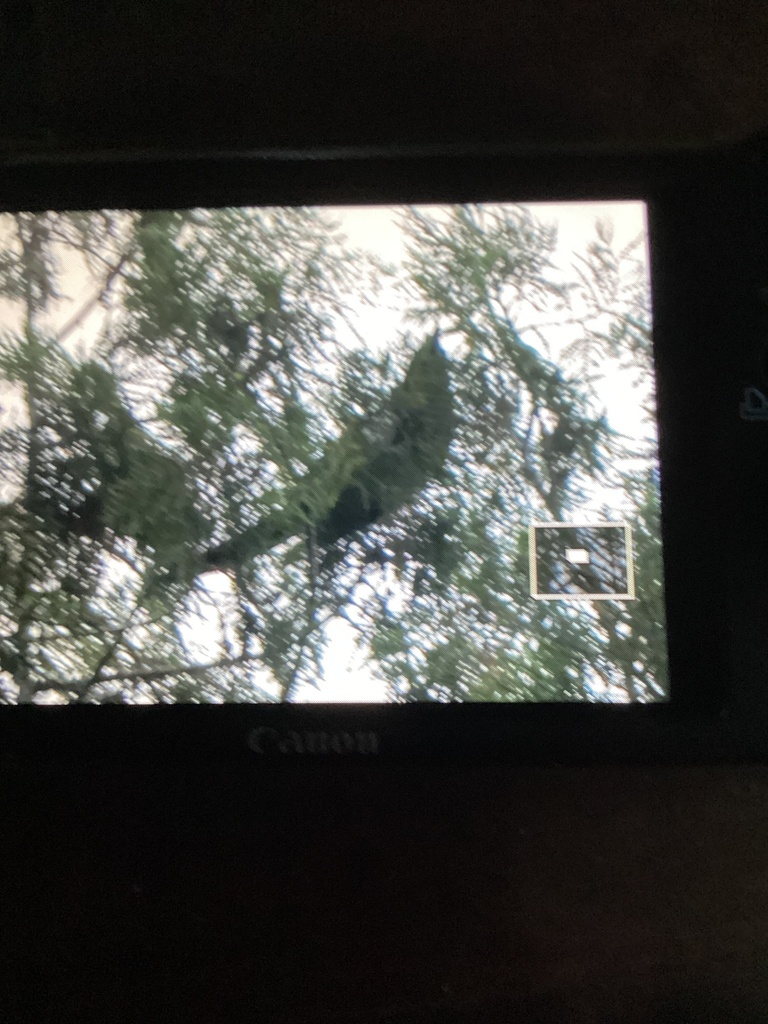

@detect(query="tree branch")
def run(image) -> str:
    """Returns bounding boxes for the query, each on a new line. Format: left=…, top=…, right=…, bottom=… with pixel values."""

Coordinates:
left=13, top=214, right=46, bottom=701
left=73, top=576, right=153, bottom=703
left=280, top=565, right=367, bottom=702
left=54, top=249, right=133, bottom=348
left=42, top=652, right=258, bottom=697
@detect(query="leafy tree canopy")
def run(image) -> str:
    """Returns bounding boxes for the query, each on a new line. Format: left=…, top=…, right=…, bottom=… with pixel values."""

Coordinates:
left=0, top=203, right=666, bottom=704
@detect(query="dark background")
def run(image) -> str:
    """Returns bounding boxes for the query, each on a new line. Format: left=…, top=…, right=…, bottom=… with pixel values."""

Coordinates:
left=2, top=3, right=768, bottom=1022
left=1, top=0, right=767, bottom=162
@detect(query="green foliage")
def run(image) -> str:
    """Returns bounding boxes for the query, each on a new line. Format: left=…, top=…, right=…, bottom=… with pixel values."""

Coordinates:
left=103, top=445, right=206, bottom=584
left=0, top=332, right=33, bottom=384
left=342, top=204, right=666, bottom=702
left=0, top=203, right=667, bottom=704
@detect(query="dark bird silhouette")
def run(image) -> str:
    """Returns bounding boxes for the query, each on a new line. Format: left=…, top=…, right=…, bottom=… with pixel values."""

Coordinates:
left=206, top=333, right=454, bottom=569
left=207, top=297, right=251, bottom=364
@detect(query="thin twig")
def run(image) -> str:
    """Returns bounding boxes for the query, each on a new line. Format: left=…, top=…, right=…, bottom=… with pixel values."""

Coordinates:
left=280, top=567, right=366, bottom=702
left=54, top=250, right=133, bottom=348
left=72, top=570, right=162, bottom=701
left=41, top=652, right=258, bottom=695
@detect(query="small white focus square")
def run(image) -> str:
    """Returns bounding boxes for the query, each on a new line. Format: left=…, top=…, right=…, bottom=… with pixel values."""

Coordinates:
left=529, top=521, right=635, bottom=601
left=565, top=547, right=590, bottom=565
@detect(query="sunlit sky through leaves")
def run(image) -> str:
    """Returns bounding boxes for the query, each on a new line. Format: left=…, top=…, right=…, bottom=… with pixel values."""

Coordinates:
left=0, top=201, right=658, bottom=704
left=227, top=201, right=653, bottom=702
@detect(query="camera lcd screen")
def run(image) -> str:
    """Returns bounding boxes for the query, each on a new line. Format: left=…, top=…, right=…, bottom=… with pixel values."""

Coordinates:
left=0, top=201, right=668, bottom=704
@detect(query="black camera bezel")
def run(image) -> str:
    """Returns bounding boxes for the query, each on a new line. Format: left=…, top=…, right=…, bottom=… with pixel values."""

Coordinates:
left=0, top=144, right=759, bottom=764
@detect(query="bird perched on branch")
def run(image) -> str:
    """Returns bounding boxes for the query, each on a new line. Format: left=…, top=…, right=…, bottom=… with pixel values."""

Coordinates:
left=205, top=332, right=454, bottom=570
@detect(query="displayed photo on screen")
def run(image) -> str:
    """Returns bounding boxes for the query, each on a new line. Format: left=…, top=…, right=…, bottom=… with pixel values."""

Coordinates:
left=0, top=202, right=668, bottom=703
